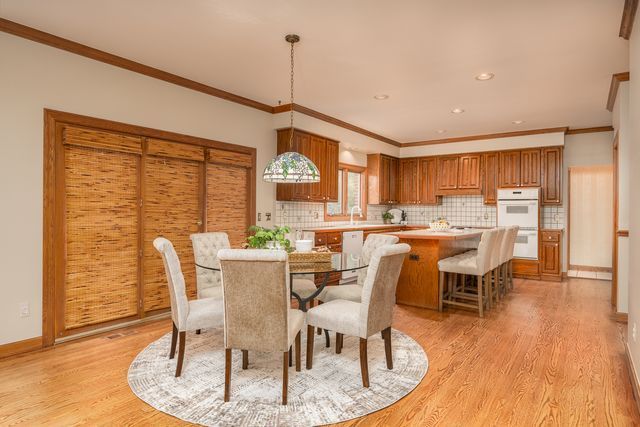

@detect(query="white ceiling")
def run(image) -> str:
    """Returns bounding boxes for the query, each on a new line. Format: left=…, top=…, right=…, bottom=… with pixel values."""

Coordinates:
left=0, top=0, right=629, bottom=142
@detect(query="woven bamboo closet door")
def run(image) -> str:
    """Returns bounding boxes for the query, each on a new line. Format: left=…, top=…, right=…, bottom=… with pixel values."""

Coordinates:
left=206, top=149, right=252, bottom=247
left=142, top=139, right=205, bottom=313
left=61, top=126, right=142, bottom=332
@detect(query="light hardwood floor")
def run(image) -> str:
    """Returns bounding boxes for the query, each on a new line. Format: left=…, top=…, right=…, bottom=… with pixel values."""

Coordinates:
left=1, top=277, right=638, bottom=426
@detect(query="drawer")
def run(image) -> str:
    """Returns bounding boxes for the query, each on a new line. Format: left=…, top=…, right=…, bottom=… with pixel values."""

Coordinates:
left=314, top=233, right=328, bottom=246
left=326, top=232, right=342, bottom=245
left=328, top=244, right=342, bottom=253
left=541, top=231, right=560, bottom=242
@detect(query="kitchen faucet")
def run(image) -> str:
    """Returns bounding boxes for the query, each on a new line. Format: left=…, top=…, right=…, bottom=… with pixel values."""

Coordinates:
left=350, top=206, right=363, bottom=225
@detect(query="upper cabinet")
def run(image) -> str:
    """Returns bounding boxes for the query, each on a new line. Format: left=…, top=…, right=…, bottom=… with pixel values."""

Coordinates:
left=436, top=154, right=481, bottom=195
left=521, top=149, right=541, bottom=187
left=498, top=149, right=541, bottom=188
left=498, top=151, right=521, bottom=187
left=542, top=147, right=563, bottom=205
left=368, top=153, right=400, bottom=204
left=419, top=157, right=440, bottom=205
left=399, top=158, right=419, bottom=204
left=483, top=152, right=498, bottom=205
left=275, top=128, right=339, bottom=202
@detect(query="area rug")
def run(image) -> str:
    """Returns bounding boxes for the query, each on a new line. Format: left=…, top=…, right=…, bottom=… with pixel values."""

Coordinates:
left=128, top=328, right=428, bottom=426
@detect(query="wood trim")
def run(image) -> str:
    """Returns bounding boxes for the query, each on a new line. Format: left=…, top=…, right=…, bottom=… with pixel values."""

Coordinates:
left=613, top=134, right=619, bottom=308
left=626, top=342, right=640, bottom=416
left=618, top=230, right=630, bottom=237
left=42, top=109, right=257, bottom=346
left=565, top=126, right=614, bottom=135
left=0, top=336, right=43, bottom=359
left=568, top=265, right=613, bottom=273
left=403, top=127, right=569, bottom=147
left=275, top=104, right=401, bottom=147
left=612, top=312, right=629, bottom=323
left=607, top=72, right=631, bottom=112
left=0, top=18, right=273, bottom=113
left=567, top=168, right=572, bottom=269
left=324, top=163, right=368, bottom=221
left=620, top=0, right=639, bottom=40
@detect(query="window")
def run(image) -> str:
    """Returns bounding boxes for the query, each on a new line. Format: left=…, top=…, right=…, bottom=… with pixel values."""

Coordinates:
left=325, top=164, right=367, bottom=220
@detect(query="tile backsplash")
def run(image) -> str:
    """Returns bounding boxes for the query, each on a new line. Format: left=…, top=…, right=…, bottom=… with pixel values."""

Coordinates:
left=276, top=196, right=565, bottom=230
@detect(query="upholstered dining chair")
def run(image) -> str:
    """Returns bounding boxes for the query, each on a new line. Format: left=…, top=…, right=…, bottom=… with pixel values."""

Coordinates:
left=217, top=249, right=305, bottom=405
left=153, top=237, right=224, bottom=377
left=190, top=232, right=230, bottom=300
left=499, top=226, right=519, bottom=292
left=317, top=233, right=400, bottom=304
left=488, top=227, right=507, bottom=306
left=305, top=243, right=410, bottom=387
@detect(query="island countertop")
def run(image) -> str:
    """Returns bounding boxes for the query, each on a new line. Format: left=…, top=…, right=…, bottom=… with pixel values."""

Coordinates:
left=388, top=228, right=484, bottom=240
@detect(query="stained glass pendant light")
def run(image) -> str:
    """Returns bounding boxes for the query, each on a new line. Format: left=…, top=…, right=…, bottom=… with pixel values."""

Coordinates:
left=263, top=34, right=320, bottom=183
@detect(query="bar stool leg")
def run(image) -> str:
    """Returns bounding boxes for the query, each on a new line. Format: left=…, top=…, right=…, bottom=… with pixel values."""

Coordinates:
left=486, top=271, right=492, bottom=309
left=438, top=271, right=445, bottom=312
left=477, top=274, right=484, bottom=318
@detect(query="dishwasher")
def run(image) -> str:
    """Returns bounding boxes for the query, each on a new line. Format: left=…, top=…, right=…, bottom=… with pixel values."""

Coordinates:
left=341, top=230, right=364, bottom=283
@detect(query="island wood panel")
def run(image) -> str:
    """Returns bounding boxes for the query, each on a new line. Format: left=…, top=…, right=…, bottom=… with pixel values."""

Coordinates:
left=206, top=162, right=250, bottom=248
left=143, top=156, right=202, bottom=312
left=62, top=144, right=140, bottom=332
left=483, top=152, right=499, bottom=204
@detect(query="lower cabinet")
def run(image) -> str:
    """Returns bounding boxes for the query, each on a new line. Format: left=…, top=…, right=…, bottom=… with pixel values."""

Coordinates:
left=540, top=230, right=562, bottom=281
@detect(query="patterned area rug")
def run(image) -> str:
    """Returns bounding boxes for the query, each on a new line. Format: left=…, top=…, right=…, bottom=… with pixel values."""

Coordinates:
left=128, top=328, right=428, bottom=426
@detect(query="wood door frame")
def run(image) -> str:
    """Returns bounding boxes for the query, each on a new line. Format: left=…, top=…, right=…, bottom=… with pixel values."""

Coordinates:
left=43, top=109, right=256, bottom=347
left=612, top=134, right=619, bottom=308
left=324, top=163, right=368, bottom=221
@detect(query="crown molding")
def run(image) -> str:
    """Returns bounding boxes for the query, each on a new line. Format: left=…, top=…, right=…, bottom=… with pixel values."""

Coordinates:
left=403, top=127, right=569, bottom=147
left=565, top=126, right=614, bottom=135
left=620, top=0, right=639, bottom=39
left=607, top=72, right=631, bottom=111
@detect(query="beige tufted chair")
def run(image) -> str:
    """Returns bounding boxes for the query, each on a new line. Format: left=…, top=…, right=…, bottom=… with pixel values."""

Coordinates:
left=190, top=232, right=230, bottom=300
left=500, top=226, right=519, bottom=292
left=317, top=233, right=400, bottom=304
left=218, top=249, right=305, bottom=405
left=305, top=243, right=410, bottom=387
left=153, top=237, right=224, bottom=377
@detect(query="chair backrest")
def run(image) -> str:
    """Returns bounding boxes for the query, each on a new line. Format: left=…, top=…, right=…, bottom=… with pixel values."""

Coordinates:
left=153, top=237, right=189, bottom=331
left=357, top=234, right=400, bottom=285
left=475, top=229, right=500, bottom=275
left=218, top=249, right=290, bottom=352
left=490, top=228, right=507, bottom=269
left=190, top=232, right=230, bottom=297
left=359, top=243, right=410, bottom=338
left=500, top=226, right=520, bottom=263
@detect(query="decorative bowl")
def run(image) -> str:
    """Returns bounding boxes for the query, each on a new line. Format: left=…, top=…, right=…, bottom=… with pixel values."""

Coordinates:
left=294, top=239, right=313, bottom=253
left=429, top=221, right=451, bottom=231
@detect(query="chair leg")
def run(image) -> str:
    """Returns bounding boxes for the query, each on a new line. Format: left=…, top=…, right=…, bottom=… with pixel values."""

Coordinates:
left=336, top=333, right=343, bottom=354
left=242, top=350, right=248, bottom=370
left=477, top=275, right=484, bottom=318
left=486, top=271, right=493, bottom=309
left=196, top=329, right=201, bottom=335
left=289, top=346, right=293, bottom=367
left=295, top=331, right=301, bottom=372
left=438, top=271, right=445, bottom=312
left=282, top=351, right=289, bottom=405
left=224, top=348, right=231, bottom=402
left=175, top=331, right=186, bottom=377
left=359, top=338, right=370, bottom=388
left=509, top=260, right=514, bottom=289
left=306, top=324, right=315, bottom=370
left=169, top=322, right=178, bottom=359
left=382, top=327, right=393, bottom=369
left=494, top=268, right=501, bottom=302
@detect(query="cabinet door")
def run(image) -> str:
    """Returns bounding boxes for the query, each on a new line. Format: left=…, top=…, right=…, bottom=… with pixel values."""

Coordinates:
left=499, top=151, right=521, bottom=187
left=324, top=140, right=340, bottom=202
left=419, top=157, right=439, bottom=204
left=292, top=132, right=312, bottom=201
left=306, top=136, right=325, bottom=201
left=458, top=154, right=481, bottom=189
left=541, top=242, right=560, bottom=275
left=389, top=157, right=400, bottom=204
left=380, top=155, right=391, bottom=204
left=521, top=149, right=541, bottom=187
left=400, top=158, right=419, bottom=204
left=438, top=156, right=459, bottom=190
left=483, top=152, right=498, bottom=204
left=542, top=147, right=563, bottom=204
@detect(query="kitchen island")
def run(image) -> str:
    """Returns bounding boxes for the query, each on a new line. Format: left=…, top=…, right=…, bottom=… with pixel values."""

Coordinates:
left=388, top=229, right=484, bottom=310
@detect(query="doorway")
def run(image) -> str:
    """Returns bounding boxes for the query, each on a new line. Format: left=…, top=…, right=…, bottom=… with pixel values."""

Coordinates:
left=567, top=165, right=614, bottom=279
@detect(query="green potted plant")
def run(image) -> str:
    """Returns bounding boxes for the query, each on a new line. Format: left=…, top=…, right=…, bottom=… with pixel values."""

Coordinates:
left=247, top=225, right=292, bottom=251
left=382, top=211, right=394, bottom=224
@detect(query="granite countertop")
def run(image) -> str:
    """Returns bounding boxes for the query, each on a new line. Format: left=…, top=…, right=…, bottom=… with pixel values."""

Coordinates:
left=388, top=228, right=484, bottom=240
left=301, top=224, right=421, bottom=233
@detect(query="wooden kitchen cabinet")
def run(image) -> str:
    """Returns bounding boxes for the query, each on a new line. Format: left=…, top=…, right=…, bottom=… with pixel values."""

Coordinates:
left=499, top=151, right=521, bottom=187
left=540, top=230, right=562, bottom=281
left=419, top=157, right=440, bottom=205
left=367, top=153, right=400, bottom=204
left=276, top=128, right=339, bottom=202
left=542, top=146, right=563, bottom=205
left=483, top=152, right=498, bottom=204
left=458, top=154, right=481, bottom=189
left=521, top=149, right=541, bottom=187
left=437, top=156, right=459, bottom=191
left=399, top=158, right=419, bottom=204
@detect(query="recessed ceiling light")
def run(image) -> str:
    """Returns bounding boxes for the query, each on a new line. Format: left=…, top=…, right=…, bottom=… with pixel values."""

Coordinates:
left=451, top=108, right=465, bottom=114
left=373, top=94, right=389, bottom=100
left=512, top=120, right=525, bottom=124
left=475, top=72, right=495, bottom=81
left=436, top=130, right=447, bottom=134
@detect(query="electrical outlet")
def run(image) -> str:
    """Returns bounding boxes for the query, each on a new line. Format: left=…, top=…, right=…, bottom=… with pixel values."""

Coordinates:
left=257, top=212, right=262, bottom=221
left=19, top=302, right=30, bottom=318
left=265, top=212, right=271, bottom=221
left=633, top=323, right=637, bottom=343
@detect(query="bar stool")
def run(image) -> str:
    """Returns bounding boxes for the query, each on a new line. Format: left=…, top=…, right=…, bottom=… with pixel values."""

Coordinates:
left=438, top=229, right=499, bottom=317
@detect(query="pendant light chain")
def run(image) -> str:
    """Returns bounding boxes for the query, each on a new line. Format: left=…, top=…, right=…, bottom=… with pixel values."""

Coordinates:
left=289, top=37, right=295, bottom=147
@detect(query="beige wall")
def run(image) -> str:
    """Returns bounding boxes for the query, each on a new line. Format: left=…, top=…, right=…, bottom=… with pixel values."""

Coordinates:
left=627, top=20, right=640, bottom=391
